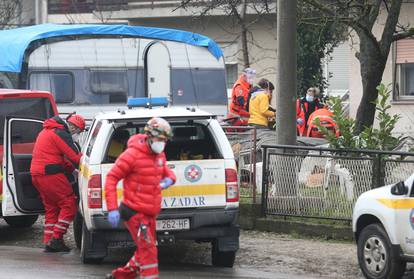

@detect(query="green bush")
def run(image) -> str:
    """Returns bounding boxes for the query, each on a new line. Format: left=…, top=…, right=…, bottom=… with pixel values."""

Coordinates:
left=315, top=84, right=401, bottom=151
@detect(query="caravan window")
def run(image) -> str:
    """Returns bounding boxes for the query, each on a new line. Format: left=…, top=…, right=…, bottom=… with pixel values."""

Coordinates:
left=29, top=72, right=74, bottom=103
left=90, top=70, right=128, bottom=98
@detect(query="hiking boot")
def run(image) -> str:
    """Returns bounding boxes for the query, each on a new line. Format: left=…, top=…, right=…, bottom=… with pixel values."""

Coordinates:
left=45, top=237, right=71, bottom=252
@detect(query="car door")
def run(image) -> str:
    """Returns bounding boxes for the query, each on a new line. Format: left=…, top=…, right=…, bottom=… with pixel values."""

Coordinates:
left=394, top=179, right=414, bottom=255
left=2, top=117, right=44, bottom=216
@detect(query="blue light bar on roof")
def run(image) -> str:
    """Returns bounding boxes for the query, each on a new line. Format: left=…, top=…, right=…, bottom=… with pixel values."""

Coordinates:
left=127, top=97, right=169, bottom=108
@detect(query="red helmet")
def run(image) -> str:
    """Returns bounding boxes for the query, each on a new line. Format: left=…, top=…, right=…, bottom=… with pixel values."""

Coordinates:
left=67, top=114, right=86, bottom=132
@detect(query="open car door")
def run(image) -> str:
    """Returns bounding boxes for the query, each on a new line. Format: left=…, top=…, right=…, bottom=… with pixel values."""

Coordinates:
left=2, top=117, right=44, bottom=216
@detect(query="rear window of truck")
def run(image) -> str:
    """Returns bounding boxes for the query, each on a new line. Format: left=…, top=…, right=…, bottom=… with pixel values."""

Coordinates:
left=103, top=122, right=222, bottom=163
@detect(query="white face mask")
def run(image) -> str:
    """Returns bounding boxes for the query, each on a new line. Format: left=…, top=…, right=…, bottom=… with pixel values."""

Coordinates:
left=306, top=94, right=314, bottom=102
left=72, top=133, right=80, bottom=143
left=150, top=141, right=166, bottom=154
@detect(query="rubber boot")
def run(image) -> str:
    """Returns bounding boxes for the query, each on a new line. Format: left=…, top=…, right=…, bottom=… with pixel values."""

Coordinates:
left=45, top=237, right=71, bottom=252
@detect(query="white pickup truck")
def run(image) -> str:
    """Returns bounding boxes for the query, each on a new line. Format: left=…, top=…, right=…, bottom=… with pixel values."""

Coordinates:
left=73, top=103, right=239, bottom=267
left=353, top=173, right=414, bottom=279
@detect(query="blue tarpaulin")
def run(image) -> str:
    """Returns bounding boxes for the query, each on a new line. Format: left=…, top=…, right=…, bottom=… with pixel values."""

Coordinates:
left=0, top=23, right=223, bottom=73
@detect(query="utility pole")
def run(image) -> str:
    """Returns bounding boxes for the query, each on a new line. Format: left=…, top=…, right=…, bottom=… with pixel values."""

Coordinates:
left=275, top=0, right=297, bottom=145
left=35, top=0, right=48, bottom=24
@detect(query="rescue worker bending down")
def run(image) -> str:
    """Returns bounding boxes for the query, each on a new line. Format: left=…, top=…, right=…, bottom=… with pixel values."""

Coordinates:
left=296, top=87, right=324, bottom=136
left=104, top=117, right=176, bottom=279
left=248, top=79, right=275, bottom=129
left=227, top=68, right=256, bottom=126
left=30, top=114, right=85, bottom=252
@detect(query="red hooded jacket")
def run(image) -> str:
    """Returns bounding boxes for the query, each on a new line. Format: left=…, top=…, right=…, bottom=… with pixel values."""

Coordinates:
left=104, top=134, right=176, bottom=216
left=30, top=116, right=82, bottom=176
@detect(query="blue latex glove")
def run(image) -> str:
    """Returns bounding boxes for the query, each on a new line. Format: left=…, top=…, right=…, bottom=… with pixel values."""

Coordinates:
left=108, top=210, right=120, bottom=228
left=297, top=118, right=304, bottom=126
left=160, top=177, right=174, bottom=190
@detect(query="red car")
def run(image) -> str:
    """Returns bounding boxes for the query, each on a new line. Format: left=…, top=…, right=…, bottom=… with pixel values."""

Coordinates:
left=0, top=89, right=58, bottom=227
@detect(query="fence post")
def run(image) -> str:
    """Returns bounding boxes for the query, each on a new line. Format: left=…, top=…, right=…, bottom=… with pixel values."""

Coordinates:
left=261, top=146, right=268, bottom=217
left=372, top=154, right=382, bottom=189
left=252, top=126, right=257, bottom=203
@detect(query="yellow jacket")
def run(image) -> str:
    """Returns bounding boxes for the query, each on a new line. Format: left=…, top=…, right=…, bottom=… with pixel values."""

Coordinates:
left=248, top=91, right=275, bottom=127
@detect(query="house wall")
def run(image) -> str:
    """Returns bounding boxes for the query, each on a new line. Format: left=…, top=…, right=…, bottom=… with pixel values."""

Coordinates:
left=349, top=2, right=414, bottom=136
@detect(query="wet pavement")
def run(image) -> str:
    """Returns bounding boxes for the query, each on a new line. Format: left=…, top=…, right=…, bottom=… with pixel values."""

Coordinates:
left=0, top=245, right=320, bottom=279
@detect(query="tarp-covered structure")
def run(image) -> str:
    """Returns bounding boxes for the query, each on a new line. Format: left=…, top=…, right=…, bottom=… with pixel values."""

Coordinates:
left=0, top=23, right=223, bottom=73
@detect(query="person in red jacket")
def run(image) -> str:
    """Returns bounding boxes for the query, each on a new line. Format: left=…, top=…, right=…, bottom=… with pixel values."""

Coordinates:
left=227, top=68, right=256, bottom=126
left=296, top=87, right=324, bottom=136
left=105, top=117, right=176, bottom=279
left=30, top=114, right=85, bottom=252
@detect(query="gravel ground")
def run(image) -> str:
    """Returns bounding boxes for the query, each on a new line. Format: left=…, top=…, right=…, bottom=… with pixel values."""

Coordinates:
left=0, top=216, right=366, bottom=278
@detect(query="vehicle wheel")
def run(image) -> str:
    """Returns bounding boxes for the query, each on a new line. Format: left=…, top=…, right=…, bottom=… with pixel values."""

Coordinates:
left=357, top=223, right=406, bottom=279
left=3, top=215, right=38, bottom=228
left=80, top=221, right=106, bottom=264
left=211, top=241, right=236, bottom=268
left=73, top=212, right=83, bottom=249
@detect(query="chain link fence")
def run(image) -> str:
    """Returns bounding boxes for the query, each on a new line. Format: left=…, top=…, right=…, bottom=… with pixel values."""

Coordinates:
left=261, top=145, right=414, bottom=220
left=223, top=126, right=258, bottom=202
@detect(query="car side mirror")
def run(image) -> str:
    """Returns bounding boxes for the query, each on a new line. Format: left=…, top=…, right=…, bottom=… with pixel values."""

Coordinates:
left=391, top=181, right=408, bottom=196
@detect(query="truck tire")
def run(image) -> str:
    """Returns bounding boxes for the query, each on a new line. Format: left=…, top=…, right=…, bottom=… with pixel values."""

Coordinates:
left=3, top=215, right=38, bottom=228
left=80, top=221, right=106, bottom=264
left=357, top=223, right=406, bottom=279
left=211, top=241, right=236, bottom=268
left=73, top=212, right=83, bottom=249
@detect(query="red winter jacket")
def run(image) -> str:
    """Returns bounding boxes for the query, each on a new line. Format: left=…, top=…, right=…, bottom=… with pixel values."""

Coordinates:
left=104, top=134, right=176, bottom=216
left=30, top=116, right=82, bottom=176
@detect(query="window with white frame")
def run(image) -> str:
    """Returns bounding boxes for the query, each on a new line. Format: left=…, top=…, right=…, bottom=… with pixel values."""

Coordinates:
left=225, top=63, right=238, bottom=89
left=395, top=39, right=414, bottom=99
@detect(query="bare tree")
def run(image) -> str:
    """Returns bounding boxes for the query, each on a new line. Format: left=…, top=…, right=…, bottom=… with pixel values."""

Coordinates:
left=178, top=0, right=275, bottom=68
left=0, top=0, right=21, bottom=29
left=304, top=0, right=414, bottom=133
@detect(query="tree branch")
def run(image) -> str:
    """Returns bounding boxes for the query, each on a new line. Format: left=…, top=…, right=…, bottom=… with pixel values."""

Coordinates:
left=393, top=28, right=414, bottom=41
left=379, top=0, right=403, bottom=55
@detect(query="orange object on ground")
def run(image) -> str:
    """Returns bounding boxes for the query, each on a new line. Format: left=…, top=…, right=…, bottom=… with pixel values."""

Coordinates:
left=306, top=108, right=339, bottom=138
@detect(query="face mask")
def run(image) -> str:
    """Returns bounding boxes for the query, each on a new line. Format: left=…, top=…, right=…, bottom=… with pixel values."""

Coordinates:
left=306, top=94, right=314, bottom=102
left=247, top=77, right=254, bottom=85
left=72, top=133, right=80, bottom=142
left=150, top=141, right=166, bottom=154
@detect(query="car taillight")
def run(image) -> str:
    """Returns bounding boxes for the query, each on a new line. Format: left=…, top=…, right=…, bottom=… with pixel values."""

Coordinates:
left=225, top=168, right=239, bottom=203
left=88, top=174, right=102, bottom=209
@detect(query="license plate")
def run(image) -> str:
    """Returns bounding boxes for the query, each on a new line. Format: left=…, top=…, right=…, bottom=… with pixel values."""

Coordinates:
left=156, top=218, right=190, bottom=231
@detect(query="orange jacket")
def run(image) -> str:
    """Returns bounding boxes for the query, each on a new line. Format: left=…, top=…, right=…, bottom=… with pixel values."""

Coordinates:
left=296, top=97, right=323, bottom=136
left=229, top=76, right=251, bottom=119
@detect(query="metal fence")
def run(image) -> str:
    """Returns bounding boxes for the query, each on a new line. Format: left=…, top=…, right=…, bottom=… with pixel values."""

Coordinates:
left=261, top=144, right=414, bottom=220
left=223, top=126, right=258, bottom=202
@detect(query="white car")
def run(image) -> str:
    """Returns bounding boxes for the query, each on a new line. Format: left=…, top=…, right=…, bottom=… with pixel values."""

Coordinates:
left=353, top=173, right=414, bottom=279
left=72, top=101, right=239, bottom=266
